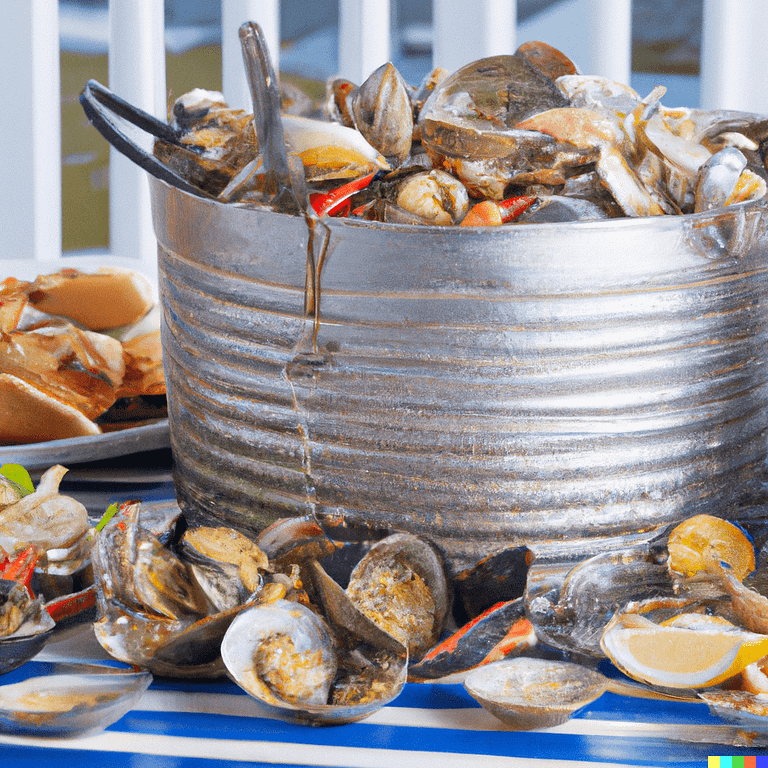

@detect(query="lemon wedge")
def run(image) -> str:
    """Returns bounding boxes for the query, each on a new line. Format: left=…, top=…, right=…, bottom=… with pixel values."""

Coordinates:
left=601, top=607, right=768, bottom=689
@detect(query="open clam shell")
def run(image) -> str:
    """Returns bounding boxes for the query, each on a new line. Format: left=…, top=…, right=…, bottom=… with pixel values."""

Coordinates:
left=345, top=532, right=450, bottom=660
left=0, top=660, right=151, bottom=737
left=221, top=599, right=406, bottom=725
left=0, top=627, right=55, bottom=676
left=464, top=657, right=607, bottom=730
left=93, top=600, right=249, bottom=678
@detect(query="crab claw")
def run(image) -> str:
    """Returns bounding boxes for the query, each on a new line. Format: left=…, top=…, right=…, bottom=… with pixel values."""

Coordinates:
left=460, top=196, right=536, bottom=226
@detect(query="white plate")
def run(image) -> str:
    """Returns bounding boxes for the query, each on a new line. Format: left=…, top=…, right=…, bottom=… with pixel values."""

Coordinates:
left=0, top=419, right=170, bottom=473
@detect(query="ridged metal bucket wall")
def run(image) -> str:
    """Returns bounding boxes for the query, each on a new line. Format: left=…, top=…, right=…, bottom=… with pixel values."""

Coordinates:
left=151, top=178, right=768, bottom=576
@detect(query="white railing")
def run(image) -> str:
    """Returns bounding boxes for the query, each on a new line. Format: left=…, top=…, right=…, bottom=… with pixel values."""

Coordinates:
left=3, top=0, right=768, bottom=283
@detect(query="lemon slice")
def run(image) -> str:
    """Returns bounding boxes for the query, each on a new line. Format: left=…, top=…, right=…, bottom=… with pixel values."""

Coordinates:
left=601, top=609, right=768, bottom=689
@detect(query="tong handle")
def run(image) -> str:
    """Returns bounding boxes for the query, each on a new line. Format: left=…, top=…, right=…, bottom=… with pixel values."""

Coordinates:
left=79, top=79, right=216, bottom=200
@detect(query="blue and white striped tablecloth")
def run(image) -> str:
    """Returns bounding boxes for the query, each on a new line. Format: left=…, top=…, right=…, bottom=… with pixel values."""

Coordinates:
left=0, top=452, right=762, bottom=767
left=0, top=646, right=762, bottom=768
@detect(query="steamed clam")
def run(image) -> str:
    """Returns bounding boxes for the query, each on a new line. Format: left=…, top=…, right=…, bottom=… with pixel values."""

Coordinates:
left=464, top=657, right=607, bottom=730
left=90, top=501, right=271, bottom=677
left=222, top=598, right=406, bottom=725
left=343, top=532, right=449, bottom=659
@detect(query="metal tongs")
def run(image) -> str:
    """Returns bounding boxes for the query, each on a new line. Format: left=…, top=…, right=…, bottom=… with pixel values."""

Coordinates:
left=237, top=21, right=309, bottom=215
left=79, top=22, right=311, bottom=215
left=79, top=78, right=218, bottom=200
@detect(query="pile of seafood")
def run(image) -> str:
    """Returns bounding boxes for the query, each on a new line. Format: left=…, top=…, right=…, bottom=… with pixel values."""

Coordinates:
left=156, top=40, right=768, bottom=225
left=0, top=268, right=165, bottom=444
left=5, top=461, right=768, bottom=736
left=76, top=484, right=768, bottom=734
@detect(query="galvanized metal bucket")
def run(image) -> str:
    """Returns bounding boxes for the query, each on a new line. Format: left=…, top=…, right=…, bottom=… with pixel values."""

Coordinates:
left=150, top=176, right=768, bottom=576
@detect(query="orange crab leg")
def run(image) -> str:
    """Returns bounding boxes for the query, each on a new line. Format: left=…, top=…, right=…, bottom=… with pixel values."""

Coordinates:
left=1, top=545, right=40, bottom=597
left=309, top=171, right=376, bottom=217
left=460, top=195, right=535, bottom=227
left=46, top=585, right=97, bottom=623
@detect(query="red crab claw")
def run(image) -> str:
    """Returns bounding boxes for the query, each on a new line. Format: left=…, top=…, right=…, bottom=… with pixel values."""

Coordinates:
left=46, top=585, right=97, bottom=623
left=460, top=195, right=536, bottom=227
left=1, top=545, right=40, bottom=598
left=309, top=171, right=377, bottom=217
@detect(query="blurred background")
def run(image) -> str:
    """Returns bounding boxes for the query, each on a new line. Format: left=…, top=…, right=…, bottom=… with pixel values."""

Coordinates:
left=60, top=0, right=702, bottom=253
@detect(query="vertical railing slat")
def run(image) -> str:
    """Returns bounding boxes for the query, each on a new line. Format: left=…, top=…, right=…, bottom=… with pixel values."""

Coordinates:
left=585, top=0, right=632, bottom=84
left=700, top=0, right=768, bottom=112
left=432, top=0, right=517, bottom=74
left=338, top=0, right=392, bottom=84
left=0, top=0, right=61, bottom=262
left=221, top=0, right=280, bottom=111
left=108, top=0, right=166, bottom=282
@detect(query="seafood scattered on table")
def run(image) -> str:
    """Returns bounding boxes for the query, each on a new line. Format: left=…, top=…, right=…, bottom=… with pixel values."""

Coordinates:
left=0, top=268, right=165, bottom=445
left=136, top=38, right=768, bottom=225
left=4, top=463, right=768, bottom=738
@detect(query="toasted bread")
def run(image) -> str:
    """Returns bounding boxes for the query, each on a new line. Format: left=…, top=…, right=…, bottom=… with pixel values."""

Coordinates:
left=0, top=373, right=100, bottom=444
left=27, top=268, right=154, bottom=331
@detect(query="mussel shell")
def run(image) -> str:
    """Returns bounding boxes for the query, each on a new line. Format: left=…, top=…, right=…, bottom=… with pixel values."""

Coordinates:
left=0, top=628, right=55, bottom=676
left=409, top=597, right=536, bottom=681
left=351, top=62, right=413, bottom=165
left=525, top=544, right=674, bottom=657
left=32, top=528, right=94, bottom=602
left=464, top=657, right=607, bottom=730
left=132, top=530, right=214, bottom=620
left=452, top=546, right=532, bottom=622
left=93, top=601, right=246, bottom=678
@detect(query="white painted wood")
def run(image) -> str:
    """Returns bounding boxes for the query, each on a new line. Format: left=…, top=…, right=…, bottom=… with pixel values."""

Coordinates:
left=108, top=0, right=166, bottom=282
left=338, top=0, right=392, bottom=84
left=585, top=0, right=632, bottom=84
left=222, top=0, right=280, bottom=111
left=0, top=0, right=61, bottom=262
left=432, top=0, right=517, bottom=74
left=701, top=0, right=768, bottom=112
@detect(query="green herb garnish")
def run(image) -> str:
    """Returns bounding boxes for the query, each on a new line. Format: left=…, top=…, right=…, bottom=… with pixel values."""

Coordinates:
left=0, top=464, right=34, bottom=496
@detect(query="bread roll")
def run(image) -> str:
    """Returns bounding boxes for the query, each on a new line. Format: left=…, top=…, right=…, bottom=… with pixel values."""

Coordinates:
left=0, top=373, right=100, bottom=444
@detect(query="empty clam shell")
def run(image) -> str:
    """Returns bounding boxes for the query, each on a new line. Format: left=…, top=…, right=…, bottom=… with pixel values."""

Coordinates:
left=464, top=657, right=607, bottom=730
left=0, top=660, right=151, bottom=737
